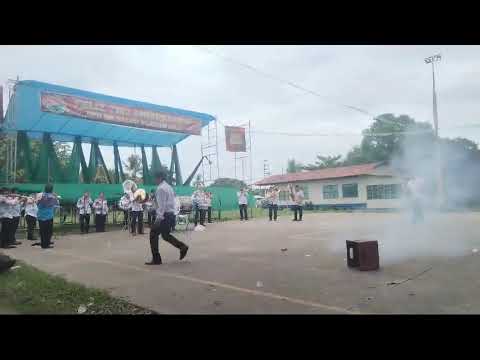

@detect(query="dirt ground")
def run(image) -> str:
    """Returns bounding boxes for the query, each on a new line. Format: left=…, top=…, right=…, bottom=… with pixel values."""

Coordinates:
left=4, top=211, right=480, bottom=314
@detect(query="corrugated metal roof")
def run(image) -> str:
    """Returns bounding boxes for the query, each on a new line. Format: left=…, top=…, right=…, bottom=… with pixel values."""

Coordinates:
left=255, top=162, right=388, bottom=185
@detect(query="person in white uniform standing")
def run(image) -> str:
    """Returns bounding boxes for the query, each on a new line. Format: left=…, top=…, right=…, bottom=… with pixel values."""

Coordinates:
left=77, top=191, right=93, bottom=234
left=93, top=192, right=108, bottom=232
left=237, top=188, right=249, bottom=221
left=24, top=195, right=38, bottom=241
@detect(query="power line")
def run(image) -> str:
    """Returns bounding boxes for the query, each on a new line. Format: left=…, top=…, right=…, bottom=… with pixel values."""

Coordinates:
left=192, top=45, right=399, bottom=126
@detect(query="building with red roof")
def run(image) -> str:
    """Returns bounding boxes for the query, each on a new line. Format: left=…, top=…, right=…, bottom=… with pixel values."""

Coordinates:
left=255, top=162, right=406, bottom=209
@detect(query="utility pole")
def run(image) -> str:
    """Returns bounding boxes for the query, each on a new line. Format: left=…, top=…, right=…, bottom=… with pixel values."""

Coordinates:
left=424, top=54, right=444, bottom=208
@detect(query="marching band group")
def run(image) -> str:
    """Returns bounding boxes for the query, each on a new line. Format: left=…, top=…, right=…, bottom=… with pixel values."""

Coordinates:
left=1, top=172, right=306, bottom=265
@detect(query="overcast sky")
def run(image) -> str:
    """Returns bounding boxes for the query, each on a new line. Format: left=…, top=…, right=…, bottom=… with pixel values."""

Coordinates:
left=2, top=45, right=480, bottom=183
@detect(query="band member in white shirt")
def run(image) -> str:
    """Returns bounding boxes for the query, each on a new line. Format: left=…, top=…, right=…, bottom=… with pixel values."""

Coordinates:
left=77, top=191, right=93, bottom=234
left=267, top=186, right=279, bottom=221
left=130, top=193, right=145, bottom=236
left=9, top=188, right=23, bottom=246
left=118, top=193, right=131, bottom=230
left=237, top=188, right=249, bottom=221
left=172, top=196, right=181, bottom=232
left=205, top=192, right=213, bottom=223
left=146, top=189, right=156, bottom=227
left=24, top=195, right=38, bottom=240
left=292, top=185, right=305, bottom=221
left=93, top=192, right=108, bottom=232
left=192, top=185, right=206, bottom=227
left=0, top=188, right=17, bottom=249
left=146, top=170, right=188, bottom=265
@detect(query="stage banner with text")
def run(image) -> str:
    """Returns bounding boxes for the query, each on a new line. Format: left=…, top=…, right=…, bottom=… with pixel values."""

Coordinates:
left=40, top=92, right=203, bottom=135
left=225, top=126, right=246, bottom=152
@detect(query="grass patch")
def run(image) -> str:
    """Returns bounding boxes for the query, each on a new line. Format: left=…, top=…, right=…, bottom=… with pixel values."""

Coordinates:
left=0, top=261, right=155, bottom=314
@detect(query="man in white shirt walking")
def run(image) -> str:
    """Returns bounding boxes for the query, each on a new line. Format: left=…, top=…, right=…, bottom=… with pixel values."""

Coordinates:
left=237, top=188, right=249, bottom=221
left=146, top=171, right=188, bottom=265
left=77, top=191, right=93, bottom=234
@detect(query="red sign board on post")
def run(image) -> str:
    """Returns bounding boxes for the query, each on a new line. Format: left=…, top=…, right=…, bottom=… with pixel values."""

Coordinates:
left=40, top=92, right=203, bottom=135
left=225, top=126, right=246, bottom=152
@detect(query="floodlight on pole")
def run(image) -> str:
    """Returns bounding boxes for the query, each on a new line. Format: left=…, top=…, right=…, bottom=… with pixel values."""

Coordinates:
left=425, top=53, right=444, bottom=207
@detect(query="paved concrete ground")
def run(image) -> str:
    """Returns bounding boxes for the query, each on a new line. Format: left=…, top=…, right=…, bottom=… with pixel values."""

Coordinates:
left=4, top=211, right=480, bottom=314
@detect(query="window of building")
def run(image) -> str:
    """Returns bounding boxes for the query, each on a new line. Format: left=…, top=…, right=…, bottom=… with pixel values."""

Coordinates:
left=367, top=184, right=402, bottom=200
left=342, top=183, right=358, bottom=198
left=323, top=184, right=338, bottom=199
left=302, top=185, right=310, bottom=200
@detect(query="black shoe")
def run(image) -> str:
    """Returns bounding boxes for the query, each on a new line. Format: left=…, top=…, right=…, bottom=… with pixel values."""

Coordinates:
left=31, top=242, right=41, bottom=246
left=179, top=246, right=189, bottom=260
left=41, top=245, right=54, bottom=249
left=145, top=259, right=162, bottom=265
left=14, top=241, right=22, bottom=245
left=6, top=245, right=17, bottom=249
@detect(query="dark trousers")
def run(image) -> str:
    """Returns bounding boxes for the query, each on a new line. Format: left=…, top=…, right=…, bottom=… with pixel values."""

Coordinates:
left=80, top=214, right=90, bottom=233
left=10, top=216, right=20, bottom=244
left=149, top=212, right=186, bottom=262
left=269, top=204, right=278, bottom=221
left=194, top=206, right=206, bottom=226
left=207, top=207, right=212, bottom=223
left=239, top=204, right=248, bottom=220
left=293, top=205, right=303, bottom=221
left=131, top=211, right=144, bottom=234
left=25, top=215, right=37, bottom=240
left=38, top=219, right=53, bottom=248
left=95, top=214, right=107, bottom=232
left=122, top=210, right=130, bottom=228
left=0, top=218, right=12, bottom=248
left=148, top=210, right=156, bottom=227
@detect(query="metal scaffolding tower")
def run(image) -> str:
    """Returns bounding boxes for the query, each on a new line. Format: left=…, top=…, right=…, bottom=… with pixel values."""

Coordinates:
left=200, top=118, right=220, bottom=185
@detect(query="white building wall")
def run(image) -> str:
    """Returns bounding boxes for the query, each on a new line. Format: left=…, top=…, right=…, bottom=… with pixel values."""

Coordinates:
left=278, top=175, right=405, bottom=209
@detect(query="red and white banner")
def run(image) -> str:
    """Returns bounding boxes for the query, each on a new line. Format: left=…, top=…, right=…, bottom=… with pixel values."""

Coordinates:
left=40, top=92, right=203, bottom=135
left=225, top=126, right=246, bottom=152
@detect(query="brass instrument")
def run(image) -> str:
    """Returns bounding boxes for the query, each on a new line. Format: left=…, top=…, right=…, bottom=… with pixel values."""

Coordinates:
left=133, top=188, right=147, bottom=202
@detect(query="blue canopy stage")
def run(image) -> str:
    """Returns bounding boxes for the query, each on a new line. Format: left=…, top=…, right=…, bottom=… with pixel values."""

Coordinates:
left=1, top=80, right=216, bottom=185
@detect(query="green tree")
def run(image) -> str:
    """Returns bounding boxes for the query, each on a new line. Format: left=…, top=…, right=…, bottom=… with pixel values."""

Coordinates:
left=303, top=155, right=342, bottom=170
left=124, top=154, right=142, bottom=180
left=211, top=177, right=247, bottom=189
left=286, top=158, right=303, bottom=173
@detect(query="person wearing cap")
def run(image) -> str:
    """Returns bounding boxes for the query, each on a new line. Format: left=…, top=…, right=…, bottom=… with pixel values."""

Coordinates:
left=237, top=188, right=249, bottom=221
left=77, top=191, right=93, bottom=234
left=146, top=170, right=188, bottom=265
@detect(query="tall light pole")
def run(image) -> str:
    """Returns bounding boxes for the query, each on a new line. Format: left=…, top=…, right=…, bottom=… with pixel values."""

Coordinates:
left=424, top=54, right=444, bottom=207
